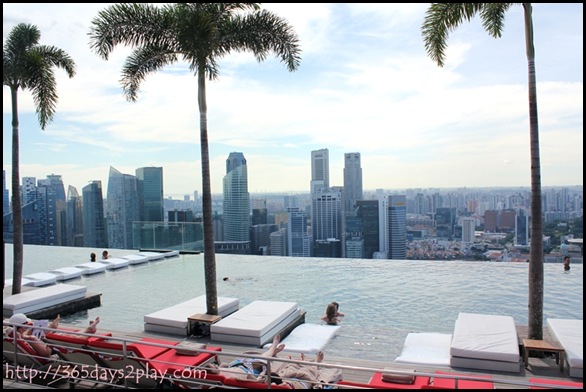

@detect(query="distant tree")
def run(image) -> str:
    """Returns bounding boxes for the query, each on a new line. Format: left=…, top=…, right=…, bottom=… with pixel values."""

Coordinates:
left=89, top=3, right=300, bottom=314
left=422, top=3, right=545, bottom=339
left=3, top=23, right=76, bottom=294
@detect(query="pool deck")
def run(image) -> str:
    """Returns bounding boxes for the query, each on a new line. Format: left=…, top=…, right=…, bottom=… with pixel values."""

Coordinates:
left=5, top=322, right=580, bottom=389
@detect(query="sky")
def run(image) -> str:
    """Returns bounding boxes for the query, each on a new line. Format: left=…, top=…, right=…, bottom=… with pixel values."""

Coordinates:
left=3, top=3, right=583, bottom=199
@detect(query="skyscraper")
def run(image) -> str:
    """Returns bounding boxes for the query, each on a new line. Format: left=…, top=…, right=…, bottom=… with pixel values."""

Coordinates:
left=66, top=185, right=84, bottom=247
left=312, top=189, right=343, bottom=256
left=82, top=180, right=108, bottom=248
left=388, top=195, right=406, bottom=260
left=223, top=152, right=250, bottom=242
left=106, top=166, right=140, bottom=249
left=287, top=207, right=311, bottom=257
left=343, top=152, right=363, bottom=212
left=310, top=148, right=329, bottom=194
left=136, top=167, right=164, bottom=222
left=462, top=217, right=476, bottom=244
left=37, top=174, right=67, bottom=246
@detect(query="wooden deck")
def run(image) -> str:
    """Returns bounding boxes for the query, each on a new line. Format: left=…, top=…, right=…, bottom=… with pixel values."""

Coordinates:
left=4, top=323, right=582, bottom=389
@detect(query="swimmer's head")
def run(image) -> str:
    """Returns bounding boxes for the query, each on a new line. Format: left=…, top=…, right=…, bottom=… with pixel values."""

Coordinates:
left=223, top=277, right=229, bottom=281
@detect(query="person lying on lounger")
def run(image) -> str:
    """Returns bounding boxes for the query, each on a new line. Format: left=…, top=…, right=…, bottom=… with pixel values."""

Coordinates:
left=205, top=334, right=286, bottom=381
left=3, top=313, right=101, bottom=359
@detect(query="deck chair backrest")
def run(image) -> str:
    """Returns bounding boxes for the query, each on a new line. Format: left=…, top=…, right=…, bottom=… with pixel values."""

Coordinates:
left=3, top=334, right=48, bottom=367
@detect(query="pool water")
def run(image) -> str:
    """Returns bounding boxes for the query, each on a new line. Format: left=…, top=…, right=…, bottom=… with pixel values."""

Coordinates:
left=4, top=244, right=583, bottom=362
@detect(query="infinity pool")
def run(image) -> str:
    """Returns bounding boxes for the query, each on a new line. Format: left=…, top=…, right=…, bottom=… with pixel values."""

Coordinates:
left=4, top=244, right=583, bottom=362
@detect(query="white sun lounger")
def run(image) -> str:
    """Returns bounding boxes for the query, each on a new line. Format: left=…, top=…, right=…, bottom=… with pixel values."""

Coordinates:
left=144, top=295, right=240, bottom=336
left=96, top=257, right=130, bottom=269
left=75, top=262, right=107, bottom=275
left=48, top=267, right=83, bottom=281
left=121, top=254, right=150, bottom=265
left=395, top=332, right=452, bottom=367
left=3, top=283, right=87, bottom=317
left=22, top=272, right=58, bottom=287
left=263, top=323, right=340, bottom=354
left=547, top=318, right=583, bottom=378
left=211, top=300, right=301, bottom=346
left=450, top=312, right=521, bottom=373
left=137, top=251, right=165, bottom=261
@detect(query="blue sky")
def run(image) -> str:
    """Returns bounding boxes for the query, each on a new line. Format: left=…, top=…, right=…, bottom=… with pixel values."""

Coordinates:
left=3, top=4, right=583, bottom=199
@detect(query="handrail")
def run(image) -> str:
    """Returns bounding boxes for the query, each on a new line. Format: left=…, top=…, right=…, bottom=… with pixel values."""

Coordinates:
left=3, top=320, right=583, bottom=389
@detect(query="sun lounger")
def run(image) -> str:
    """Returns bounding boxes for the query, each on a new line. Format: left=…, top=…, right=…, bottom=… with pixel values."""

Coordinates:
left=211, top=300, right=301, bottom=346
left=22, top=272, right=58, bottom=287
left=395, top=332, right=452, bottom=367
left=121, top=254, right=150, bottom=264
left=427, top=370, right=494, bottom=389
left=365, top=370, right=431, bottom=389
left=144, top=295, right=240, bottom=335
left=263, top=323, right=340, bottom=354
left=48, top=267, right=83, bottom=281
left=3, top=284, right=87, bottom=317
left=547, top=318, right=583, bottom=378
left=88, top=337, right=221, bottom=388
left=529, top=377, right=583, bottom=389
left=75, top=262, right=107, bottom=275
left=96, top=257, right=129, bottom=269
left=450, top=312, right=521, bottom=373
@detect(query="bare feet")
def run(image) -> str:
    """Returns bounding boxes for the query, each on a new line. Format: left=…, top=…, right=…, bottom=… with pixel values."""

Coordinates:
left=85, top=317, right=100, bottom=334
left=48, top=315, right=61, bottom=329
left=316, top=351, right=324, bottom=363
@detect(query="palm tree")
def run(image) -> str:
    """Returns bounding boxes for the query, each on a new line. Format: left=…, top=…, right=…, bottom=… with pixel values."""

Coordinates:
left=89, top=3, right=301, bottom=315
left=3, top=23, right=76, bottom=295
left=422, top=3, right=544, bottom=339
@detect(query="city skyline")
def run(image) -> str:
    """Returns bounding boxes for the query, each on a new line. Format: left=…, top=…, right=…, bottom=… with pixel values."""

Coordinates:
left=3, top=4, right=583, bottom=198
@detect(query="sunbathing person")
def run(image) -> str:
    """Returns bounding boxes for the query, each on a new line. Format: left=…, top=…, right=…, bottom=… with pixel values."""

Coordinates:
left=205, top=334, right=286, bottom=381
left=276, top=351, right=325, bottom=389
left=4, top=314, right=102, bottom=359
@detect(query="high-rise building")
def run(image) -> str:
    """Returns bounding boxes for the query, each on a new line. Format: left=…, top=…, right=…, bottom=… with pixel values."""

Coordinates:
left=435, top=207, right=456, bottom=239
left=223, top=152, right=250, bottom=242
left=354, top=200, right=380, bottom=259
left=21, top=177, right=37, bottom=204
left=343, top=152, right=363, bottom=212
left=312, top=189, right=342, bottom=257
left=287, top=207, right=312, bottom=257
left=83, top=180, right=108, bottom=248
left=37, top=174, right=67, bottom=246
left=270, top=228, right=287, bottom=256
left=387, top=195, right=406, bottom=260
left=515, top=208, right=529, bottom=246
left=106, top=166, right=140, bottom=249
left=310, top=148, right=329, bottom=194
left=462, top=217, right=476, bottom=243
left=66, top=185, right=84, bottom=247
left=136, top=167, right=164, bottom=222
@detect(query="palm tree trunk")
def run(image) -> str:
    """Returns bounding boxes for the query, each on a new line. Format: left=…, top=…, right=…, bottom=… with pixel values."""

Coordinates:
left=11, top=87, right=23, bottom=295
left=198, top=68, right=218, bottom=315
left=524, top=3, right=544, bottom=340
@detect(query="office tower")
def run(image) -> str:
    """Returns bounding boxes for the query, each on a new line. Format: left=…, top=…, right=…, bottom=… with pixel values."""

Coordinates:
left=136, top=167, right=164, bottom=222
left=251, top=223, right=279, bottom=255
left=83, top=180, right=108, bottom=248
left=354, top=200, right=380, bottom=259
left=375, top=189, right=388, bottom=258
left=223, top=152, right=250, bottom=242
left=387, top=195, right=406, bottom=260
left=287, top=207, right=312, bottom=257
left=270, top=228, right=287, bottom=256
left=312, top=189, right=342, bottom=257
left=3, top=170, right=9, bottom=216
left=66, top=185, right=84, bottom=247
left=21, top=176, right=37, bottom=204
left=462, top=217, right=476, bottom=243
left=515, top=208, right=529, bottom=246
left=343, top=152, right=363, bottom=212
left=37, top=174, right=67, bottom=246
left=310, top=148, right=329, bottom=194
left=106, top=166, right=140, bottom=249
left=435, top=207, right=456, bottom=239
